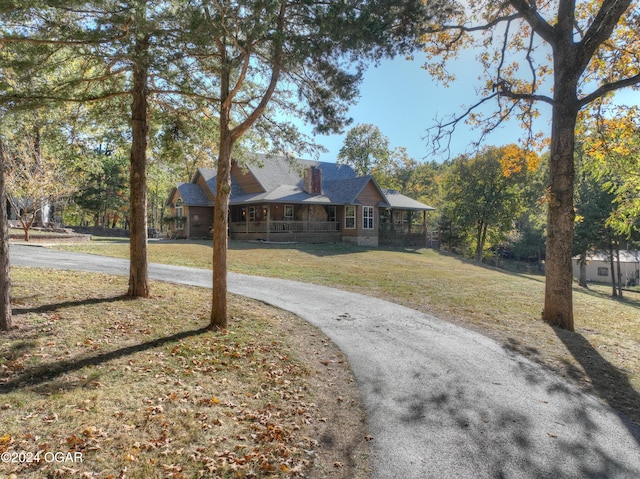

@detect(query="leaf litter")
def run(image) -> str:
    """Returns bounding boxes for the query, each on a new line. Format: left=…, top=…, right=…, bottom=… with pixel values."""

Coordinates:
left=2, top=268, right=370, bottom=478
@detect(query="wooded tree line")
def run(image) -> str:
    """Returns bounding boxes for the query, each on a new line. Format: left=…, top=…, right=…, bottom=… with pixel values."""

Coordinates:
left=338, top=123, right=640, bottom=290
left=1, top=0, right=639, bottom=333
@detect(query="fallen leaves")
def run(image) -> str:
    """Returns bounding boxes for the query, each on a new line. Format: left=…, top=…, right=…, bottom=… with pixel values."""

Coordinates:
left=1, top=272, right=356, bottom=478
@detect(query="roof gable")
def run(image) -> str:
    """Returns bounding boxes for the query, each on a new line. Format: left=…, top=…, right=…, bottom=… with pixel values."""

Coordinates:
left=324, top=176, right=373, bottom=204
left=175, top=182, right=214, bottom=207
left=240, top=154, right=357, bottom=191
left=192, top=167, right=244, bottom=198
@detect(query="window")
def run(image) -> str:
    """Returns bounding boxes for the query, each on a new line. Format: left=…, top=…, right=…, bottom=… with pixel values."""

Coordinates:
left=345, top=206, right=355, bottom=229
left=175, top=200, right=184, bottom=229
left=284, top=205, right=294, bottom=221
left=363, top=206, right=374, bottom=229
left=597, top=267, right=609, bottom=277
left=327, top=206, right=336, bottom=222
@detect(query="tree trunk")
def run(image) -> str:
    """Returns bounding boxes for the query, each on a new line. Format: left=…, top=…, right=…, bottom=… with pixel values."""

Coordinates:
left=127, top=34, right=150, bottom=298
left=0, top=142, right=12, bottom=332
left=210, top=135, right=232, bottom=330
left=616, top=246, right=623, bottom=298
left=210, top=58, right=233, bottom=330
left=609, top=242, right=617, bottom=297
left=208, top=4, right=284, bottom=330
left=578, top=253, right=588, bottom=288
left=475, top=221, right=484, bottom=262
left=542, top=50, right=579, bottom=331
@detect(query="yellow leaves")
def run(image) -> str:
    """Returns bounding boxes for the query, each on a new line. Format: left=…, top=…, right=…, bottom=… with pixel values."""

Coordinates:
left=0, top=433, right=12, bottom=453
left=583, top=111, right=640, bottom=163
left=499, top=144, right=541, bottom=177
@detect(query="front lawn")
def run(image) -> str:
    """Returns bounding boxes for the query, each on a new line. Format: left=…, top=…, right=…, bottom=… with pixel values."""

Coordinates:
left=53, top=239, right=640, bottom=425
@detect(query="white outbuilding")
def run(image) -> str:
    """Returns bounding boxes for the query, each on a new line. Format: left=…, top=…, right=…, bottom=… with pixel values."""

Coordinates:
left=573, top=250, right=640, bottom=286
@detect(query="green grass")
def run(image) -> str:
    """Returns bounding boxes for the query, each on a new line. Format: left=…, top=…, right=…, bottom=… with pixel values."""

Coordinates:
left=54, top=238, right=640, bottom=425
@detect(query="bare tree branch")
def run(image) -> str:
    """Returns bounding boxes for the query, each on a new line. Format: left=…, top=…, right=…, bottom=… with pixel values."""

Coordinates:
left=579, top=72, right=640, bottom=107
left=508, top=0, right=556, bottom=44
left=430, top=12, right=522, bottom=35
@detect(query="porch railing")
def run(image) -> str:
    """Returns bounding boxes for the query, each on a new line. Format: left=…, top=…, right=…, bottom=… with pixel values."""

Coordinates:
left=270, top=220, right=340, bottom=232
left=379, top=223, right=427, bottom=234
left=230, top=220, right=340, bottom=233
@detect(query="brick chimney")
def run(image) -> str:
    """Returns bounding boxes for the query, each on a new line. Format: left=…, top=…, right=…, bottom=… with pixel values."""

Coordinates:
left=303, top=166, right=322, bottom=195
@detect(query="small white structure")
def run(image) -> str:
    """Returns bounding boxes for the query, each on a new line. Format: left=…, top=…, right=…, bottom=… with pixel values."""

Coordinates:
left=573, top=250, right=640, bottom=285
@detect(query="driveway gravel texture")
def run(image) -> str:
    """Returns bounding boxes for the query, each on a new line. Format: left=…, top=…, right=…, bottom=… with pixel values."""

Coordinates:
left=10, top=244, right=640, bottom=479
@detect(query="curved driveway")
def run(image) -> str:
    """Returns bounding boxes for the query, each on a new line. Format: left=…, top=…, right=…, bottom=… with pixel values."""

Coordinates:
left=10, top=244, right=640, bottom=479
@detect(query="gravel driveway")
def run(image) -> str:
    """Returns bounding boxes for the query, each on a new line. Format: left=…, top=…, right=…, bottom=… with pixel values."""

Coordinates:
left=11, top=244, right=640, bottom=479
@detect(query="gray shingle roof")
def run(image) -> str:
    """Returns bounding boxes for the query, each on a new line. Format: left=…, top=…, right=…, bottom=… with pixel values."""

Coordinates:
left=242, top=154, right=357, bottom=191
left=173, top=155, right=435, bottom=212
left=382, top=189, right=435, bottom=211
left=244, top=154, right=306, bottom=192
left=576, top=250, right=640, bottom=263
left=232, top=186, right=335, bottom=205
left=176, top=183, right=213, bottom=207
left=196, top=167, right=244, bottom=197
left=323, top=176, right=373, bottom=204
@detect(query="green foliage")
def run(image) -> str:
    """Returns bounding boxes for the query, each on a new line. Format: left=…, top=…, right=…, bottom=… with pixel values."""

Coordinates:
left=503, top=156, right=547, bottom=262
left=440, top=146, right=528, bottom=261
left=580, top=106, right=640, bottom=238
left=72, top=149, right=129, bottom=228
left=338, top=124, right=391, bottom=176
left=152, top=109, right=218, bottom=183
left=573, top=172, right=617, bottom=257
left=387, top=150, right=444, bottom=205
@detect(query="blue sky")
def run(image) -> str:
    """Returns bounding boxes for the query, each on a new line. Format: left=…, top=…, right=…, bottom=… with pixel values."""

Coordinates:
left=303, top=52, right=554, bottom=164
left=298, top=49, right=640, bottom=165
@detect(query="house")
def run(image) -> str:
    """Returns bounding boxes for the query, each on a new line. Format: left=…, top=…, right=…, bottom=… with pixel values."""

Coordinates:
left=572, top=250, right=640, bottom=285
left=165, top=154, right=436, bottom=247
left=6, top=197, right=58, bottom=228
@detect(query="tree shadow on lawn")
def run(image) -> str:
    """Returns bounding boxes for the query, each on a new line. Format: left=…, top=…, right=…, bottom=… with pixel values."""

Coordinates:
left=576, top=285, right=640, bottom=311
left=12, top=294, right=135, bottom=315
left=3, top=297, right=139, bottom=359
left=1, top=299, right=210, bottom=395
left=432, top=249, right=548, bottom=283
left=552, top=326, right=640, bottom=435
left=505, top=327, right=640, bottom=441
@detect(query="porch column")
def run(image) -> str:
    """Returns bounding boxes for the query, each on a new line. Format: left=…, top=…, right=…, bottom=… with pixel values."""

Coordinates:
left=266, top=205, right=271, bottom=241
left=423, top=211, right=427, bottom=246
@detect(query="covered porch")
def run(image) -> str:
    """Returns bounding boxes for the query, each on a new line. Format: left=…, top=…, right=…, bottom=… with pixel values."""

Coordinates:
left=229, top=203, right=341, bottom=242
left=379, top=207, right=439, bottom=248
